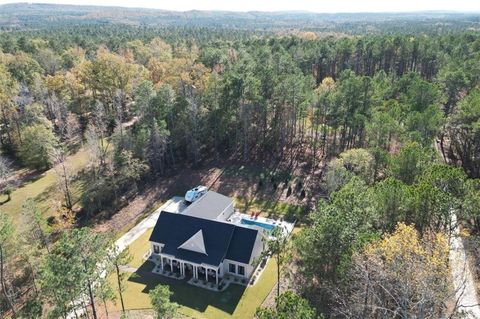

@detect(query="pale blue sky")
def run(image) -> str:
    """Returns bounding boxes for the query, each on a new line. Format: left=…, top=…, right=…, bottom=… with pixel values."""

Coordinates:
left=0, top=0, right=479, bottom=13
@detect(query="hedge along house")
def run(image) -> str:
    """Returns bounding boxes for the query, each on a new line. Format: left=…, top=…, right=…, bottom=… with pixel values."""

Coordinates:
left=149, top=191, right=264, bottom=286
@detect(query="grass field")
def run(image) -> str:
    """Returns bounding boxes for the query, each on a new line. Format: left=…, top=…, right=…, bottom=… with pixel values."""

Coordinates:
left=0, top=148, right=89, bottom=229
left=109, top=226, right=277, bottom=319
left=127, top=228, right=154, bottom=268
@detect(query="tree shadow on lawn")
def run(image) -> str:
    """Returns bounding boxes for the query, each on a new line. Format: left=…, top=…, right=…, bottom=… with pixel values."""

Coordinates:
left=128, top=261, right=246, bottom=315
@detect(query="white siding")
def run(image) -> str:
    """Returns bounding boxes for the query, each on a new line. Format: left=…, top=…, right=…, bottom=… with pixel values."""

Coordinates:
left=151, top=241, right=165, bottom=254
left=222, top=258, right=254, bottom=278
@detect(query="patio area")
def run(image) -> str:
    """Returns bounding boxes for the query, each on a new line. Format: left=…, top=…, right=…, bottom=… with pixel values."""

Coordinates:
left=147, top=253, right=224, bottom=288
left=227, top=211, right=295, bottom=236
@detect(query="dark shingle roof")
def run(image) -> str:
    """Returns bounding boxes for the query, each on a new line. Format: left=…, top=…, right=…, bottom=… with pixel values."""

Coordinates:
left=225, top=226, right=263, bottom=264
left=149, top=212, right=259, bottom=267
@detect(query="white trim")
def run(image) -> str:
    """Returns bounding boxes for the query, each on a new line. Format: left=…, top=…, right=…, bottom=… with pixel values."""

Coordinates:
left=228, top=262, right=237, bottom=274
left=237, top=265, right=246, bottom=276
left=223, top=259, right=252, bottom=278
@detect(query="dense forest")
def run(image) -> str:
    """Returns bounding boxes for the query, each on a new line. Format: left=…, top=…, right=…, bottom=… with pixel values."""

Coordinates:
left=0, top=3, right=480, bottom=319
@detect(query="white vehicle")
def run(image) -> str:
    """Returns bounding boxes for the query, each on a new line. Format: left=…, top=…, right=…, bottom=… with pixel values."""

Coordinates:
left=185, top=186, right=208, bottom=203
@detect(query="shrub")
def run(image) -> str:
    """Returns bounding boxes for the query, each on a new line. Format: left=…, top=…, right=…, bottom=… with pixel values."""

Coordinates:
left=2, top=185, right=13, bottom=201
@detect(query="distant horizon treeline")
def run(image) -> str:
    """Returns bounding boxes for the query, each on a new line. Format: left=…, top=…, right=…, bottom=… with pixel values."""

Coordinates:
left=1, top=3, right=480, bottom=33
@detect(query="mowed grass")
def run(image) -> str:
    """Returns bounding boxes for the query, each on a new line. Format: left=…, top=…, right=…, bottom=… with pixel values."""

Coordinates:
left=109, top=227, right=277, bottom=319
left=0, top=148, right=89, bottom=229
left=127, top=228, right=153, bottom=268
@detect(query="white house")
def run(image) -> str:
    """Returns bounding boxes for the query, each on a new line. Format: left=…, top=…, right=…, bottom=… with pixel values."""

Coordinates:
left=149, top=191, right=264, bottom=286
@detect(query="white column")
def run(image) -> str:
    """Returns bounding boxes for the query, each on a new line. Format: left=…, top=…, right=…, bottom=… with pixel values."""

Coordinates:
left=195, top=266, right=198, bottom=279
left=160, top=254, right=164, bottom=270
left=205, top=267, right=208, bottom=281
left=216, top=269, right=218, bottom=285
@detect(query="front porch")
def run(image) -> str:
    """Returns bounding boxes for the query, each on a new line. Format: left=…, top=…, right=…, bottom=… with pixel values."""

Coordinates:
left=148, top=252, right=223, bottom=288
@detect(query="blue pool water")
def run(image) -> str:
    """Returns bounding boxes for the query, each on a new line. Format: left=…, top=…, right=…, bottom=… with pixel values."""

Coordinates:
left=241, top=218, right=276, bottom=231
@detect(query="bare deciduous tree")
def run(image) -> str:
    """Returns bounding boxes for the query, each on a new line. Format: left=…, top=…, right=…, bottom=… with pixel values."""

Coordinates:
left=50, top=147, right=74, bottom=210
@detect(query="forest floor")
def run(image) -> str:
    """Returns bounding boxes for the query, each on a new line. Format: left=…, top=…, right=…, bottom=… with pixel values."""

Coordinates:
left=93, top=142, right=325, bottom=236
left=0, top=139, right=322, bottom=236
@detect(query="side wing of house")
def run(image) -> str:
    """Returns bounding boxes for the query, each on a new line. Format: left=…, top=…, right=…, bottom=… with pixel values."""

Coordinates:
left=183, top=191, right=234, bottom=221
left=223, top=226, right=264, bottom=278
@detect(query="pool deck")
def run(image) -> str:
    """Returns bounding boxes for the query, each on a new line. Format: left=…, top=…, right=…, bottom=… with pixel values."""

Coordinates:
left=159, top=196, right=295, bottom=236
left=227, top=212, right=295, bottom=236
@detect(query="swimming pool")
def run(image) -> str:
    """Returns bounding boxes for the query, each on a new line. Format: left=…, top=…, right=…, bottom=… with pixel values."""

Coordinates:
left=240, top=218, right=276, bottom=231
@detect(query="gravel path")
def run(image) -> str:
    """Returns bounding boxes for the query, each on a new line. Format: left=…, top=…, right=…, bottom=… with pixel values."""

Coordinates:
left=118, top=265, right=138, bottom=273
left=115, top=196, right=184, bottom=252
left=450, top=213, right=480, bottom=318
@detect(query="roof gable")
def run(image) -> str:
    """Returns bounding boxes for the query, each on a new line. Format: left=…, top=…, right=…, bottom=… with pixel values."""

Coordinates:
left=178, top=229, right=207, bottom=255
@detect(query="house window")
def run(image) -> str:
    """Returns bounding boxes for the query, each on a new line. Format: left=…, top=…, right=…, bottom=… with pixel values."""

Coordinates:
left=153, top=245, right=160, bottom=254
left=229, top=263, right=236, bottom=274
left=238, top=265, right=245, bottom=276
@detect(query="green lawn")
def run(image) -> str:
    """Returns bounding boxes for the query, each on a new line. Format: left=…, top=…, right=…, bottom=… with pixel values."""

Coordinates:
left=127, top=228, right=154, bottom=268
left=110, top=227, right=277, bottom=319
left=0, top=148, right=89, bottom=229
